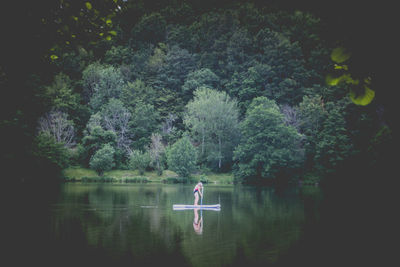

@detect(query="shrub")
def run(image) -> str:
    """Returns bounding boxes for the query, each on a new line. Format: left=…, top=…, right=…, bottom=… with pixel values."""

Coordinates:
left=89, top=144, right=115, bottom=176
left=129, top=150, right=151, bottom=175
left=166, top=135, right=197, bottom=178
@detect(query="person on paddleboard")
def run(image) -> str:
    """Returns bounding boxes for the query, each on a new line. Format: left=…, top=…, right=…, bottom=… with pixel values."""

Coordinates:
left=193, top=182, right=203, bottom=206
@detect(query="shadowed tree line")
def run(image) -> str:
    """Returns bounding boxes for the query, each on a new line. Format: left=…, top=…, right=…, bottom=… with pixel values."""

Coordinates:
left=0, top=0, right=395, bottom=187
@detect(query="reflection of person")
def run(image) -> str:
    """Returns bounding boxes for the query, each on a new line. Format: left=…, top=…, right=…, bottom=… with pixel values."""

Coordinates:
left=193, top=208, right=203, bottom=235
left=193, top=182, right=203, bottom=206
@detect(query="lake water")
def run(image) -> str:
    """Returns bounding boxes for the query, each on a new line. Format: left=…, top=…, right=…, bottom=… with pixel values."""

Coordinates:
left=8, top=182, right=379, bottom=266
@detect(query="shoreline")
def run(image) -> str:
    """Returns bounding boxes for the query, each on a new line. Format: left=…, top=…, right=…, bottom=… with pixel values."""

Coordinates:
left=62, top=166, right=235, bottom=184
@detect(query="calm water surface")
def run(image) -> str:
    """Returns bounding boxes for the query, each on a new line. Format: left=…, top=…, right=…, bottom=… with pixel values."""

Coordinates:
left=9, top=183, right=325, bottom=267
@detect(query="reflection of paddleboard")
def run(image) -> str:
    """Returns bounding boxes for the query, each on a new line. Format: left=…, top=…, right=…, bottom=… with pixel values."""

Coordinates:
left=173, top=204, right=221, bottom=210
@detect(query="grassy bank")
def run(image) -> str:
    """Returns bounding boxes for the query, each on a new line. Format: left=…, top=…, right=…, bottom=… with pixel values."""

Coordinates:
left=62, top=166, right=234, bottom=184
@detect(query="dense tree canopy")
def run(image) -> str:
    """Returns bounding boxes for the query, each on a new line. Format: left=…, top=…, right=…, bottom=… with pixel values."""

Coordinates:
left=0, top=0, right=395, bottom=186
left=233, top=97, right=303, bottom=183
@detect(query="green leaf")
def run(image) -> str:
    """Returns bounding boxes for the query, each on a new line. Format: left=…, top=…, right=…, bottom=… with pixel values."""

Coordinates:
left=50, top=55, right=58, bottom=61
left=325, top=74, right=340, bottom=86
left=109, top=30, right=117, bottom=36
left=349, top=86, right=375, bottom=106
left=325, top=74, right=358, bottom=86
left=106, top=19, right=112, bottom=26
left=85, top=2, right=92, bottom=10
left=331, top=47, right=351, bottom=63
left=334, top=64, right=348, bottom=70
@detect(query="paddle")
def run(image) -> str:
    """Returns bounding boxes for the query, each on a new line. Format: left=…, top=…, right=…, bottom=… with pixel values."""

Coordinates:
left=200, top=185, right=204, bottom=222
left=201, top=185, right=203, bottom=205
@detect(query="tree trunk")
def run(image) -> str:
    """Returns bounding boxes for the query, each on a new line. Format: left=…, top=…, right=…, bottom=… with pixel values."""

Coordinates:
left=218, top=137, right=222, bottom=169
left=201, top=127, right=205, bottom=155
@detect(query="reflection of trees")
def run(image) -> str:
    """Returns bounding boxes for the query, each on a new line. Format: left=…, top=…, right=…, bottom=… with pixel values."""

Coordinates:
left=50, top=184, right=316, bottom=266
left=182, top=186, right=306, bottom=266
left=172, top=186, right=310, bottom=266
left=51, top=184, right=189, bottom=264
left=228, top=187, right=305, bottom=264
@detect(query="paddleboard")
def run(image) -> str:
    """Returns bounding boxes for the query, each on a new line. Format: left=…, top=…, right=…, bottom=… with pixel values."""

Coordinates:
left=173, top=204, right=221, bottom=210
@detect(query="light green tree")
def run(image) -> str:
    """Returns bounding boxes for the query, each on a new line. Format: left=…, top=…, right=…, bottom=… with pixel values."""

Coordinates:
left=167, top=135, right=197, bottom=178
left=149, top=133, right=165, bottom=176
left=100, top=98, right=132, bottom=153
left=129, top=150, right=151, bottom=175
left=184, top=87, right=240, bottom=170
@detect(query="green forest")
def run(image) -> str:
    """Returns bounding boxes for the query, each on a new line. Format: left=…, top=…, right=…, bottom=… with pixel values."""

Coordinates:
left=1, top=0, right=395, bottom=186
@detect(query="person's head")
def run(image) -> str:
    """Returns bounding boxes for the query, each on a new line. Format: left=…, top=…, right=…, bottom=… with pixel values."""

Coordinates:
left=198, top=182, right=203, bottom=188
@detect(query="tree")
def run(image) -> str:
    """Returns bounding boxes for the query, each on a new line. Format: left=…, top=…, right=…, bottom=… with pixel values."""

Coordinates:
left=129, top=150, right=151, bottom=175
left=90, top=143, right=115, bottom=176
left=129, top=102, right=160, bottom=151
left=166, top=24, right=194, bottom=50
left=181, top=68, right=220, bottom=102
left=43, top=72, right=89, bottom=135
left=190, top=10, right=238, bottom=80
left=122, top=46, right=153, bottom=82
left=280, top=104, right=301, bottom=131
left=2, top=0, right=393, bottom=187
left=167, top=135, right=197, bottom=178
left=298, top=95, right=326, bottom=134
left=81, top=113, right=117, bottom=167
left=43, top=73, right=79, bottom=113
left=120, top=79, right=158, bottom=111
left=314, top=101, right=353, bottom=175
left=255, top=28, right=309, bottom=104
left=37, top=110, right=75, bottom=148
left=32, top=132, right=70, bottom=172
left=227, top=63, right=273, bottom=114
left=130, top=12, right=166, bottom=48
left=146, top=43, right=167, bottom=74
left=160, top=113, right=181, bottom=145
left=298, top=95, right=327, bottom=170
left=152, top=45, right=196, bottom=114
left=81, top=62, right=105, bottom=103
left=104, top=46, right=133, bottom=66
left=100, top=98, right=132, bottom=154
left=233, top=97, right=303, bottom=183
left=226, top=27, right=255, bottom=75
left=184, top=87, right=240, bottom=170
left=82, top=63, right=125, bottom=111
left=149, top=133, right=165, bottom=175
